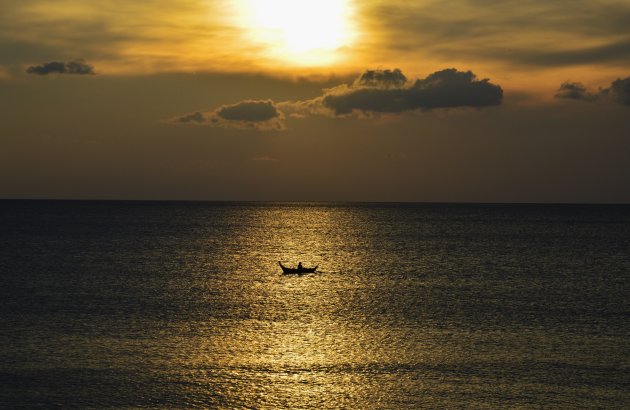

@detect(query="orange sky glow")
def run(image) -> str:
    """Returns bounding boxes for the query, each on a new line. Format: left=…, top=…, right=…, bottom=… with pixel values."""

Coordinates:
left=1, top=0, right=629, bottom=202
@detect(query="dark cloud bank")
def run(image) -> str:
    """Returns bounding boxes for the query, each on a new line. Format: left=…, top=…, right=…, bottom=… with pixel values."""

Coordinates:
left=322, top=68, right=503, bottom=115
left=174, top=100, right=283, bottom=130
left=610, top=77, right=630, bottom=105
left=555, top=76, right=630, bottom=105
left=172, top=68, right=503, bottom=130
left=26, top=60, right=95, bottom=75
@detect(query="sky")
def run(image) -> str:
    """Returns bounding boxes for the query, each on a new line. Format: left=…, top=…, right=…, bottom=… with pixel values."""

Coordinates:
left=1, top=0, right=629, bottom=202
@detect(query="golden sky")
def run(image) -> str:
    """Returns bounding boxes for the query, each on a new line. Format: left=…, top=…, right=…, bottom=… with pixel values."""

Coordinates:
left=3, top=0, right=629, bottom=80
left=1, top=0, right=630, bottom=201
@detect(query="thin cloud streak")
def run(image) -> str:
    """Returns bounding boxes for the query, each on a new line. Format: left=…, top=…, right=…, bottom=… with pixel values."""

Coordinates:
left=356, top=0, right=630, bottom=72
left=0, top=0, right=251, bottom=74
left=26, top=60, right=95, bottom=75
left=2, top=0, right=629, bottom=79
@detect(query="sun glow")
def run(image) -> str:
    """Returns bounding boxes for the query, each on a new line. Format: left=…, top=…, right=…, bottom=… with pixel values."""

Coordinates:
left=236, top=0, right=356, bottom=66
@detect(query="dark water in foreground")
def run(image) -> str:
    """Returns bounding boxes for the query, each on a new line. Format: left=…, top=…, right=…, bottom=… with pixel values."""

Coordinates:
left=1, top=200, right=629, bottom=408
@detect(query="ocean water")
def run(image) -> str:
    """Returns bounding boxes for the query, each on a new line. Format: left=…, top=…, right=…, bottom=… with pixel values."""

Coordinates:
left=1, top=200, right=629, bottom=408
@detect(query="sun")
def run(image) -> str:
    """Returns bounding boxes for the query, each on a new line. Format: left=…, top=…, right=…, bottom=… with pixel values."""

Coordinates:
left=235, top=0, right=356, bottom=66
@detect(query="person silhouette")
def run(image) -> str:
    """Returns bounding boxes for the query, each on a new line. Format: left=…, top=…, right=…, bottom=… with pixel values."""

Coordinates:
left=297, top=262, right=303, bottom=270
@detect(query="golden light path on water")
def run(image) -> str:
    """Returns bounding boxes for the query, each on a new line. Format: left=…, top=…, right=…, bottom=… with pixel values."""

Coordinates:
left=166, top=205, right=447, bottom=408
left=231, top=0, right=357, bottom=66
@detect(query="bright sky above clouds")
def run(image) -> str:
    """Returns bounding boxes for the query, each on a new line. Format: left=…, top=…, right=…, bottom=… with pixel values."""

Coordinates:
left=2, top=0, right=628, bottom=81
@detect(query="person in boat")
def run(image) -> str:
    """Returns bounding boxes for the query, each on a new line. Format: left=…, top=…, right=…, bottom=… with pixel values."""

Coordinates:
left=297, top=262, right=303, bottom=270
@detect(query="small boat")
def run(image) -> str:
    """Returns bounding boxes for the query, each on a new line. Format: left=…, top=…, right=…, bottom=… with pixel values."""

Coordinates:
left=278, top=261, right=318, bottom=274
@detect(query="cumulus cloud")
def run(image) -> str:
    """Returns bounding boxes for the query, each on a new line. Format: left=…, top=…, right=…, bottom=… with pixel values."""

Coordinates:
left=355, top=68, right=407, bottom=88
left=610, top=77, right=630, bottom=105
left=170, top=68, right=503, bottom=131
left=555, top=82, right=598, bottom=101
left=555, top=76, right=630, bottom=105
left=320, top=68, right=503, bottom=115
left=171, top=100, right=284, bottom=130
left=216, top=100, right=279, bottom=122
left=26, top=60, right=95, bottom=75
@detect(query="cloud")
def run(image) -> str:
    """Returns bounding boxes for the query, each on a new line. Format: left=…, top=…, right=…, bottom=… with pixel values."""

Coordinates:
left=359, top=1, right=630, bottom=69
left=216, top=100, right=279, bottom=122
left=176, top=111, right=207, bottom=124
left=26, top=60, right=95, bottom=75
left=4, top=0, right=630, bottom=77
left=1, top=1, right=243, bottom=74
left=321, top=68, right=503, bottom=115
left=170, top=68, right=502, bottom=131
left=555, top=82, right=598, bottom=101
left=610, top=77, right=630, bottom=105
left=171, top=100, right=284, bottom=130
left=503, top=39, right=630, bottom=68
left=355, top=68, right=407, bottom=88
left=555, top=76, right=630, bottom=105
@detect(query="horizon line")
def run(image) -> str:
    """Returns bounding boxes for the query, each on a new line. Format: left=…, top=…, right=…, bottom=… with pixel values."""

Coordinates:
left=1, top=198, right=629, bottom=206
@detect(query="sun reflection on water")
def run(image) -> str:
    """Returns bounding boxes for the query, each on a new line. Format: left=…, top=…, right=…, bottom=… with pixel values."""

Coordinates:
left=171, top=204, right=431, bottom=407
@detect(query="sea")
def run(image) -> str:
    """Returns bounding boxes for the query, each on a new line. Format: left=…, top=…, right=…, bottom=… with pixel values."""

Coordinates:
left=1, top=200, right=629, bottom=408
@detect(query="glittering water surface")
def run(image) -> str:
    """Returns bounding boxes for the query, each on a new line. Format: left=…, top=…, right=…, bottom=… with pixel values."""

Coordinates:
left=1, top=201, right=629, bottom=408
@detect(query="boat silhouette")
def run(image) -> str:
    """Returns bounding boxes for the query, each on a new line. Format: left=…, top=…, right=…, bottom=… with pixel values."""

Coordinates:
left=278, top=261, right=318, bottom=274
